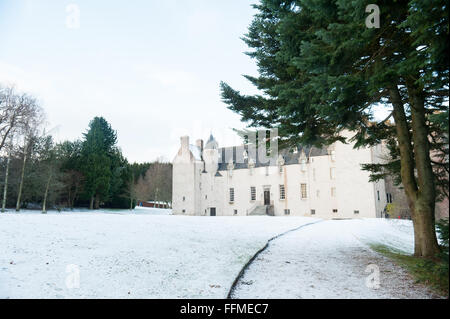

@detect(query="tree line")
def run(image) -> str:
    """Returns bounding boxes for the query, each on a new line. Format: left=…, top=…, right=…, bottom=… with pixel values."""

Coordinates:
left=0, top=85, right=172, bottom=212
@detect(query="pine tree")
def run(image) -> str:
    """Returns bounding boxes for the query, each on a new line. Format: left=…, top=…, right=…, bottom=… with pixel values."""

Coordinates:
left=80, top=117, right=117, bottom=210
left=221, top=0, right=448, bottom=257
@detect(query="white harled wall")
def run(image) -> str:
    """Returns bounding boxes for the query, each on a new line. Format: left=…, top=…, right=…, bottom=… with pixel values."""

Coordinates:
left=172, top=133, right=387, bottom=219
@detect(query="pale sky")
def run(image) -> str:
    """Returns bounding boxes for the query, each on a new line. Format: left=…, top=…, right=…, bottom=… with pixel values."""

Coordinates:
left=0, top=1, right=392, bottom=163
left=0, top=0, right=261, bottom=162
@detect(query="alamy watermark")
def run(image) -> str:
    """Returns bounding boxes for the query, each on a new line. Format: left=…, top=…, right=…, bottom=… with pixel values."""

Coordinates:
left=365, top=264, right=380, bottom=289
left=66, top=4, right=80, bottom=29
left=65, top=264, right=80, bottom=289
left=365, top=4, right=380, bottom=29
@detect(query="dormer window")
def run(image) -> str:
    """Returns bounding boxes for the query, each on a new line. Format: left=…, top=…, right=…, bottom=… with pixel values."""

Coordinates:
left=248, top=158, right=255, bottom=175
left=227, top=160, right=234, bottom=177
left=329, top=149, right=336, bottom=162
left=299, top=151, right=307, bottom=172
left=277, top=155, right=285, bottom=174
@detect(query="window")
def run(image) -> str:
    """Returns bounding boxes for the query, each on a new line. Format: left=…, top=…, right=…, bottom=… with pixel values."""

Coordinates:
left=279, top=185, right=286, bottom=200
left=330, top=150, right=336, bottom=162
left=250, top=187, right=256, bottom=201
left=377, top=190, right=380, bottom=201
left=284, top=209, right=290, bottom=215
left=183, top=196, right=185, bottom=202
left=311, top=209, right=316, bottom=215
left=333, top=209, right=338, bottom=213
left=229, top=188, right=235, bottom=203
left=354, top=210, right=360, bottom=215
left=331, top=187, right=336, bottom=197
left=205, top=195, right=207, bottom=200
left=234, top=209, right=238, bottom=215
left=300, top=158, right=307, bottom=172
left=279, top=165, right=283, bottom=174
left=386, top=193, right=393, bottom=203
left=182, top=209, right=186, bottom=213
left=301, top=183, right=308, bottom=199
left=330, top=167, right=336, bottom=180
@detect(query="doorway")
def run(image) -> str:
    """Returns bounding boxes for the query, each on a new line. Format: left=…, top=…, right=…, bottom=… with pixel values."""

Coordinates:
left=264, top=190, right=270, bottom=205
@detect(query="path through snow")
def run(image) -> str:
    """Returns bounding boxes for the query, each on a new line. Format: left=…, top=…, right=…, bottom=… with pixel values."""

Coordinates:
left=231, top=220, right=439, bottom=299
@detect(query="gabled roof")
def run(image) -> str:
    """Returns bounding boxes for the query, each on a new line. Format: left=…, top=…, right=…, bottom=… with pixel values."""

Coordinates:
left=217, top=144, right=328, bottom=171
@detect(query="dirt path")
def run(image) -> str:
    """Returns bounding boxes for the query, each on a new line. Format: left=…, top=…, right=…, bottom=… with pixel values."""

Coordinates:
left=230, top=220, right=439, bottom=299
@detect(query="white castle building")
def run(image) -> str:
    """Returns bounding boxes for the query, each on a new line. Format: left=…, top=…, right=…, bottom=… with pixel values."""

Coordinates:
left=172, top=131, right=388, bottom=219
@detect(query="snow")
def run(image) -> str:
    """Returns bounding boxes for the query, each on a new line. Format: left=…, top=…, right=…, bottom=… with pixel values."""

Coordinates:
left=1, top=212, right=439, bottom=299
left=232, top=219, right=438, bottom=299
left=0, top=208, right=317, bottom=299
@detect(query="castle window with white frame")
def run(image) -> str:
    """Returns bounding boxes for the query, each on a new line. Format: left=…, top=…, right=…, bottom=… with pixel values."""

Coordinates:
left=279, top=185, right=286, bottom=200
left=250, top=186, right=256, bottom=201
left=300, top=183, right=308, bottom=199
left=229, top=188, right=235, bottom=203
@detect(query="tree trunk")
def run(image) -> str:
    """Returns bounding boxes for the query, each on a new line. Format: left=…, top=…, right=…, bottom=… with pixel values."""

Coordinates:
left=42, top=170, right=52, bottom=214
left=94, top=194, right=100, bottom=210
left=15, top=151, right=28, bottom=212
left=89, top=195, right=94, bottom=210
left=1, top=153, right=11, bottom=213
left=389, top=84, right=440, bottom=258
left=406, top=80, right=440, bottom=257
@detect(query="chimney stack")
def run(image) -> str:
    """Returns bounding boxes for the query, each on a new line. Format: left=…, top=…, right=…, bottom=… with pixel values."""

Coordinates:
left=181, top=136, right=189, bottom=150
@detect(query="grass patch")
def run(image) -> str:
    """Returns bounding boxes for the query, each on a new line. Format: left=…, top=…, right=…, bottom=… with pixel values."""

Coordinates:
left=370, top=244, right=449, bottom=297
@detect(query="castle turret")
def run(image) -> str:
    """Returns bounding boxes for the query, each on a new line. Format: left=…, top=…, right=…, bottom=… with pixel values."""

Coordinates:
left=203, top=134, right=219, bottom=174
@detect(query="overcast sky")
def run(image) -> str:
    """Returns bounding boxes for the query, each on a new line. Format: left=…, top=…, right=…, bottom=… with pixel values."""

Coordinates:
left=0, top=0, right=262, bottom=162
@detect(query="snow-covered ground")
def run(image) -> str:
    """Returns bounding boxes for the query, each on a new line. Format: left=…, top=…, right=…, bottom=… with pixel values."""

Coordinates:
left=0, top=208, right=317, bottom=299
left=1, top=210, right=438, bottom=299
left=231, top=219, right=439, bottom=299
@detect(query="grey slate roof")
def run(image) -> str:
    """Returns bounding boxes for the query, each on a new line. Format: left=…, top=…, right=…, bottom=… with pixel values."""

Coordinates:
left=217, top=144, right=328, bottom=171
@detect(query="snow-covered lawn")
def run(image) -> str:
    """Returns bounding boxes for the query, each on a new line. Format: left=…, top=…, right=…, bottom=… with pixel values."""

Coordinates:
left=0, top=208, right=317, bottom=299
left=232, top=219, right=438, bottom=299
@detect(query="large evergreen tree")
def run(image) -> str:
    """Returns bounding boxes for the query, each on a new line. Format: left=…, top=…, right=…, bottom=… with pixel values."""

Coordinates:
left=81, top=117, right=117, bottom=210
left=221, top=0, right=448, bottom=257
